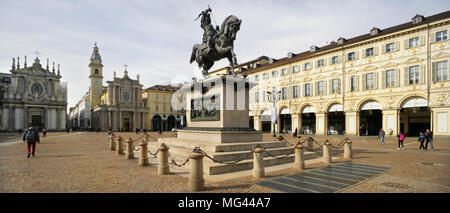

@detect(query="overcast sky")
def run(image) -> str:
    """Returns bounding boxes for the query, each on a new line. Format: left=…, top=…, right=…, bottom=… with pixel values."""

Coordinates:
left=0, top=0, right=448, bottom=108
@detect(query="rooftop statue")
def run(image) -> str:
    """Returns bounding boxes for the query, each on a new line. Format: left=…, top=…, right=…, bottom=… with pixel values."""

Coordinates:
left=190, top=7, right=242, bottom=77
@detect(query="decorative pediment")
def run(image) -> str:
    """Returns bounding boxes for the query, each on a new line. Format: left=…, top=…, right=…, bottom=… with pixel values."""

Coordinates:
left=404, top=57, right=423, bottom=64
left=382, top=62, right=398, bottom=68
left=303, top=77, right=313, bottom=82
left=431, top=52, right=450, bottom=59
left=329, top=72, right=341, bottom=77
left=314, top=74, right=326, bottom=80
left=362, top=65, right=377, bottom=71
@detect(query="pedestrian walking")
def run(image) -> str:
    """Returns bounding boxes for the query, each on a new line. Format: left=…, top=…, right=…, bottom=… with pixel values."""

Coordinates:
left=379, top=128, right=385, bottom=145
left=67, top=127, right=70, bottom=134
left=293, top=128, right=298, bottom=138
left=417, top=132, right=425, bottom=150
left=42, top=128, right=47, bottom=138
left=23, top=127, right=40, bottom=158
left=397, top=131, right=406, bottom=150
left=96, top=128, right=100, bottom=134
left=424, top=129, right=434, bottom=151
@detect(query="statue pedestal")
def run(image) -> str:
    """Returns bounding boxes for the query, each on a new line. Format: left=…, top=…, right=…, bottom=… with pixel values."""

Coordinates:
left=151, top=75, right=315, bottom=175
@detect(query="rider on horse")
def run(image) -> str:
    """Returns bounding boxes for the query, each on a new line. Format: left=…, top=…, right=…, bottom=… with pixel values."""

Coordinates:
left=195, top=7, right=218, bottom=55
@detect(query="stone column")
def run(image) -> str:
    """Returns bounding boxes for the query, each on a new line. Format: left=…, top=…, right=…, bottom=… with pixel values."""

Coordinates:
left=344, top=140, right=352, bottom=159
left=109, top=135, right=116, bottom=151
left=382, top=109, right=399, bottom=137
left=24, top=107, right=28, bottom=129
left=322, top=140, right=332, bottom=164
left=56, top=108, right=61, bottom=130
left=125, top=138, right=134, bottom=159
left=294, top=145, right=305, bottom=170
left=315, top=113, right=326, bottom=135
left=188, top=150, right=205, bottom=191
left=292, top=114, right=302, bottom=135
left=133, top=111, right=137, bottom=132
left=9, top=106, right=14, bottom=131
left=116, top=136, right=124, bottom=154
left=253, top=115, right=261, bottom=131
left=138, top=141, right=149, bottom=166
left=14, top=107, right=24, bottom=130
left=157, top=143, right=169, bottom=175
left=252, top=147, right=265, bottom=178
left=2, top=107, right=9, bottom=130
left=345, top=111, right=358, bottom=136
left=118, top=111, right=122, bottom=131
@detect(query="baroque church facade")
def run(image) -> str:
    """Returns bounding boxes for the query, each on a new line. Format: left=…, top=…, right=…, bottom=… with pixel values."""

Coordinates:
left=0, top=56, right=67, bottom=131
left=69, top=44, right=148, bottom=131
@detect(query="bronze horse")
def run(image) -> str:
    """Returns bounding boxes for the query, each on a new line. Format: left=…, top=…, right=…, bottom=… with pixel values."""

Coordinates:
left=190, top=15, right=242, bottom=77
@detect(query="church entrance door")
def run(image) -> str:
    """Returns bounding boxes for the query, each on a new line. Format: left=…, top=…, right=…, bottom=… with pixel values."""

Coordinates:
left=123, top=118, right=130, bottom=131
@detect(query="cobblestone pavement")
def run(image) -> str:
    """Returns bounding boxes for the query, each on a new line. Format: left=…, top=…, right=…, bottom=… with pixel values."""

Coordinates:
left=0, top=132, right=448, bottom=193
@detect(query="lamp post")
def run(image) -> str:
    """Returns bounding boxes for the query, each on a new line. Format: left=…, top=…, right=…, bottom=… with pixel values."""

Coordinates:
left=267, top=89, right=281, bottom=138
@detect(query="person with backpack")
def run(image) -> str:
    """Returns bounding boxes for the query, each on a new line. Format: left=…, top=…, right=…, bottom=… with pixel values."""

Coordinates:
left=23, top=127, right=40, bottom=158
left=397, top=131, right=406, bottom=150
left=417, top=131, right=426, bottom=150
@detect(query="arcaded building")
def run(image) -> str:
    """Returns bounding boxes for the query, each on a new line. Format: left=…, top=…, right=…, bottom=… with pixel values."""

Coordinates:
left=210, top=11, right=450, bottom=136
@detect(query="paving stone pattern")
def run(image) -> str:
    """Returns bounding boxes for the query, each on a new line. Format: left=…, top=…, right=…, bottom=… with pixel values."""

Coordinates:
left=0, top=132, right=449, bottom=193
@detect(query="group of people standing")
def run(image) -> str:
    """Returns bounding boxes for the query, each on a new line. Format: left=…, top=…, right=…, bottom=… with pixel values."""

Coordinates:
left=378, top=128, right=434, bottom=151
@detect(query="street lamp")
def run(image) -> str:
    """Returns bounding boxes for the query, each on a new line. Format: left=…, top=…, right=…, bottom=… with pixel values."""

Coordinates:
left=267, top=88, right=281, bottom=138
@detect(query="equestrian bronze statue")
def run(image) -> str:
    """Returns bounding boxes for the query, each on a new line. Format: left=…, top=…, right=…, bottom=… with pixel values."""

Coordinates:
left=190, top=7, right=242, bottom=77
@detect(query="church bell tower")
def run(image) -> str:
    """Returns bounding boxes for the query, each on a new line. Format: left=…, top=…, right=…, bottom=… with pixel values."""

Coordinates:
left=89, top=43, right=103, bottom=109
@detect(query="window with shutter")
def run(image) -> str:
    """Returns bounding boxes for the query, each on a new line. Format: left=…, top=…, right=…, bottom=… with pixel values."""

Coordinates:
left=404, top=39, right=409, bottom=49
left=404, top=67, right=409, bottom=86
left=396, top=69, right=400, bottom=87
left=374, top=47, right=378, bottom=56
left=382, top=70, right=386, bottom=89
left=431, top=32, right=436, bottom=43
left=419, top=65, right=425, bottom=83
left=356, top=76, right=359, bottom=91
left=395, top=41, right=400, bottom=51
left=362, top=74, right=366, bottom=91
left=419, top=35, right=425, bottom=46
left=374, top=72, right=378, bottom=89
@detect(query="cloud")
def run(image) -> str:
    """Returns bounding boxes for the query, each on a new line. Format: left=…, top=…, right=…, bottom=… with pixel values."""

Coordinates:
left=0, top=0, right=448, bottom=108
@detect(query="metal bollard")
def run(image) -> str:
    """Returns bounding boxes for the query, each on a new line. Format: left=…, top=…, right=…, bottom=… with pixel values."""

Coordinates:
left=157, top=143, right=170, bottom=175
left=294, top=145, right=305, bottom=170
left=125, top=138, right=134, bottom=159
left=109, top=135, right=116, bottom=151
left=322, top=140, right=332, bottom=164
left=116, top=136, right=124, bottom=155
left=252, top=147, right=265, bottom=178
left=143, top=134, right=149, bottom=143
left=344, top=140, right=352, bottom=159
left=188, top=149, right=205, bottom=191
left=138, top=141, right=149, bottom=166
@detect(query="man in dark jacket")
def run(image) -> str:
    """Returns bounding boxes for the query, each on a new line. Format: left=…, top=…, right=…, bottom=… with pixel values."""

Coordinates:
left=424, top=129, right=434, bottom=151
left=23, top=127, right=40, bottom=158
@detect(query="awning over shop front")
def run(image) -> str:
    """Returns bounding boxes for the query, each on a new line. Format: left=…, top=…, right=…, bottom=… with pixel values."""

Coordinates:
left=280, top=108, right=290, bottom=115
left=360, top=101, right=382, bottom=111
left=302, top=106, right=315, bottom=114
left=328, top=104, right=343, bottom=112
left=401, top=98, right=428, bottom=108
